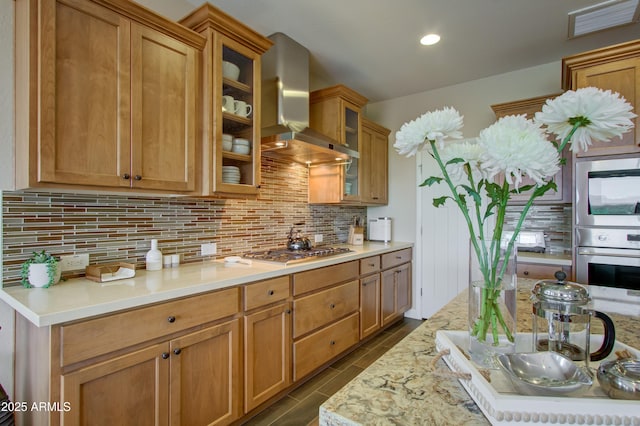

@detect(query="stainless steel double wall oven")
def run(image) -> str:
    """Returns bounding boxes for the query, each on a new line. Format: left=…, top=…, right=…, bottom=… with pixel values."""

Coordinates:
left=575, top=156, right=640, bottom=306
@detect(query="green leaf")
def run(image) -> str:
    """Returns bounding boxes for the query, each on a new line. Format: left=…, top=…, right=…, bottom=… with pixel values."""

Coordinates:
left=445, top=157, right=465, bottom=166
left=460, top=185, right=481, bottom=205
left=433, top=196, right=448, bottom=207
left=534, top=181, right=558, bottom=197
left=420, top=176, right=443, bottom=187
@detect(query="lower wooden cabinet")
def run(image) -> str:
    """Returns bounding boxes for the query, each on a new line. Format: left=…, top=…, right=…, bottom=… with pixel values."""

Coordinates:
left=381, top=262, right=412, bottom=327
left=61, top=319, right=241, bottom=426
left=243, top=302, right=292, bottom=412
left=517, top=262, right=571, bottom=280
left=360, top=258, right=381, bottom=339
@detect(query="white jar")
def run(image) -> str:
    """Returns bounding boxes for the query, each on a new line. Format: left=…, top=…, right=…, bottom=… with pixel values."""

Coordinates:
left=145, top=239, right=163, bottom=271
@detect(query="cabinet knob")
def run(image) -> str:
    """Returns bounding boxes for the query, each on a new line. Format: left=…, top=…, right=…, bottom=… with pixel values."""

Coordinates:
left=329, top=303, right=335, bottom=309
left=173, top=348, right=181, bottom=355
left=362, top=282, right=367, bottom=287
left=285, top=308, right=292, bottom=314
left=161, top=352, right=170, bottom=359
left=134, top=175, right=142, bottom=181
left=122, top=173, right=130, bottom=180
left=396, top=256, right=402, bottom=260
left=523, top=271, right=529, bottom=276
left=368, top=263, right=375, bottom=267
left=330, top=340, right=336, bottom=346
left=167, top=316, right=176, bottom=323
left=268, top=290, right=275, bottom=296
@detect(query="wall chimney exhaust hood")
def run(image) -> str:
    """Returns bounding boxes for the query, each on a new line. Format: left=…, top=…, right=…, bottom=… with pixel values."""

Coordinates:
left=261, top=33, right=358, bottom=165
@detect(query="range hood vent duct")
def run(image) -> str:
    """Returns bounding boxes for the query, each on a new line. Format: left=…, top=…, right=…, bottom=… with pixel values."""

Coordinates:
left=261, top=32, right=358, bottom=165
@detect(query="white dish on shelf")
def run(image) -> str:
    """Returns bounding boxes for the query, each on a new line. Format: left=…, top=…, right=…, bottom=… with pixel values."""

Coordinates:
left=232, top=145, right=250, bottom=155
left=222, top=61, right=240, bottom=81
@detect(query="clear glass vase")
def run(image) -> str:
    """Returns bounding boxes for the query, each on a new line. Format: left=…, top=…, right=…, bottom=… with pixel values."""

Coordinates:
left=468, top=238, right=517, bottom=368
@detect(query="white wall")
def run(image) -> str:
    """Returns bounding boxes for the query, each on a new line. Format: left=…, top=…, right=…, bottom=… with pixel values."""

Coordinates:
left=366, top=61, right=562, bottom=318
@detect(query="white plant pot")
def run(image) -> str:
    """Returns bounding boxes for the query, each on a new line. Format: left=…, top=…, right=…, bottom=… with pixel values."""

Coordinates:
left=28, top=263, right=61, bottom=288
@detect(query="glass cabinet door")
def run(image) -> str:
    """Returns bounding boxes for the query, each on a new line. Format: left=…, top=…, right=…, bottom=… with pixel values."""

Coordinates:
left=216, top=41, right=260, bottom=194
left=343, top=102, right=360, bottom=200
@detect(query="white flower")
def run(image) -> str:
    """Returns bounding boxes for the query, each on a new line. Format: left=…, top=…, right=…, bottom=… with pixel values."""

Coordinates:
left=394, top=107, right=464, bottom=156
left=477, top=115, right=560, bottom=187
left=535, top=87, right=637, bottom=153
left=439, top=139, right=489, bottom=184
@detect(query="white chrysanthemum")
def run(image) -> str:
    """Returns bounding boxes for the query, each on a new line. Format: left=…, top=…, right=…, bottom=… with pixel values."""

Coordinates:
left=478, top=115, right=560, bottom=187
left=535, top=87, right=636, bottom=153
left=439, top=139, right=489, bottom=184
left=394, top=107, right=464, bottom=156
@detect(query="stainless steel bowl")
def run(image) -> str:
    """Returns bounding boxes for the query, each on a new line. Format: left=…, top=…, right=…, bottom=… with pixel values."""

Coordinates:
left=497, top=352, right=593, bottom=396
left=597, top=359, right=640, bottom=400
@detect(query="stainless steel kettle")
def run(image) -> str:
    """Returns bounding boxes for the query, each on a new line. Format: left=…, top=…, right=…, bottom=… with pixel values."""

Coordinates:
left=531, top=271, right=616, bottom=368
left=287, top=223, right=312, bottom=251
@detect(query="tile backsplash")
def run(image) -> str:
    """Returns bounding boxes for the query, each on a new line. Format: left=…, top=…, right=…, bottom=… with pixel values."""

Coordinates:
left=2, top=157, right=366, bottom=287
left=504, top=203, right=572, bottom=253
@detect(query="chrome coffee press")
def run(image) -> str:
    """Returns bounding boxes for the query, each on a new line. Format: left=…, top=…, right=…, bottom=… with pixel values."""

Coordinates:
left=531, top=271, right=616, bottom=369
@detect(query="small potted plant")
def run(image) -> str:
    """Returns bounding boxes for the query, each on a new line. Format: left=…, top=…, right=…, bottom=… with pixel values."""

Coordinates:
left=21, top=250, right=61, bottom=288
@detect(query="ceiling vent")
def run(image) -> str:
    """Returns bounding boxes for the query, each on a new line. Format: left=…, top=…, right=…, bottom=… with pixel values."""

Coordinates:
left=568, top=0, right=640, bottom=38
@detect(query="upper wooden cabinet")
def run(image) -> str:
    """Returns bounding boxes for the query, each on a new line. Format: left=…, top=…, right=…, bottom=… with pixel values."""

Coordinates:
left=361, top=118, right=390, bottom=205
left=491, top=93, right=572, bottom=204
left=180, top=5, right=273, bottom=197
left=562, top=39, right=640, bottom=158
left=309, top=85, right=368, bottom=203
left=15, top=0, right=205, bottom=193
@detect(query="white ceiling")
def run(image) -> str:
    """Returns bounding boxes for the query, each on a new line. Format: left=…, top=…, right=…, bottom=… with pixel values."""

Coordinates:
left=139, top=0, right=640, bottom=103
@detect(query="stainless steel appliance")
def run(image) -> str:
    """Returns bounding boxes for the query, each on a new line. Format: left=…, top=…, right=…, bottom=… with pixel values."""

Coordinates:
left=575, top=227, right=640, bottom=313
left=575, top=157, right=640, bottom=228
left=243, top=247, right=352, bottom=264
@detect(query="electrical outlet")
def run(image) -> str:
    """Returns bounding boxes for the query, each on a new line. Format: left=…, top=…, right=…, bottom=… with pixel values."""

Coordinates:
left=59, top=253, right=90, bottom=272
left=314, top=234, right=323, bottom=243
left=201, top=243, right=217, bottom=256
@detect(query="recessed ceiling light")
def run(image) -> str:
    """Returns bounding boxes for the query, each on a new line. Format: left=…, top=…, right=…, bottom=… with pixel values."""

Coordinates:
left=420, top=34, right=441, bottom=46
left=568, top=0, right=640, bottom=38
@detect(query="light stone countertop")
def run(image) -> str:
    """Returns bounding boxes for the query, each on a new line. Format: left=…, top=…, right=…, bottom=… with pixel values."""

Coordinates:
left=517, top=251, right=572, bottom=266
left=319, top=279, right=640, bottom=426
left=0, top=241, right=412, bottom=327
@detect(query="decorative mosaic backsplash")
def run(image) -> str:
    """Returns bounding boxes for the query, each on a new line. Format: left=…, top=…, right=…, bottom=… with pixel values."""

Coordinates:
left=2, top=157, right=366, bottom=287
left=504, top=203, right=572, bottom=254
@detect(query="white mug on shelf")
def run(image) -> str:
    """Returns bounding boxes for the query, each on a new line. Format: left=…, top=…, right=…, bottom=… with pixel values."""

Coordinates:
left=234, top=100, right=252, bottom=117
left=222, top=95, right=235, bottom=112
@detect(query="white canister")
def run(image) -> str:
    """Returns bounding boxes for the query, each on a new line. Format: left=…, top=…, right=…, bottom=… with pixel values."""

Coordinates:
left=146, top=239, right=163, bottom=270
left=368, top=218, right=392, bottom=242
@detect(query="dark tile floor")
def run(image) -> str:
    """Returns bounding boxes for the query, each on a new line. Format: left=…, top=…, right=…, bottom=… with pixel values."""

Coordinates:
left=242, top=317, right=424, bottom=426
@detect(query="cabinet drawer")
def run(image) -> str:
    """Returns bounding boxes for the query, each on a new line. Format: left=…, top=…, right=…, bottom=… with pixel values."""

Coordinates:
left=293, top=261, right=358, bottom=296
left=293, top=312, right=359, bottom=380
left=360, top=256, right=380, bottom=275
left=244, top=276, right=290, bottom=311
left=60, top=287, right=240, bottom=366
left=293, top=280, right=359, bottom=338
left=382, top=248, right=412, bottom=269
left=517, top=263, right=567, bottom=280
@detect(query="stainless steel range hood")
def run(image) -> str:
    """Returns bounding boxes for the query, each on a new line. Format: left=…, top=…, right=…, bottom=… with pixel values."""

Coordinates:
left=261, top=32, right=358, bottom=165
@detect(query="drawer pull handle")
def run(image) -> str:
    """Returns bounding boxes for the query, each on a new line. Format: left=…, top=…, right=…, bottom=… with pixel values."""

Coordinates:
left=161, top=352, right=170, bottom=359
left=329, top=303, right=336, bottom=309
left=330, top=340, right=336, bottom=346
left=268, top=290, right=274, bottom=296
left=173, top=348, right=181, bottom=355
left=167, top=316, right=176, bottom=323
left=396, top=256, right=402, bottom=260
left=368, top=263, right=375, bottom=267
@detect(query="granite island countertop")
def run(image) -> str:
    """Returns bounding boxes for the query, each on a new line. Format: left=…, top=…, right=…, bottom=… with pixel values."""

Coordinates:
left=319, top=279, right=640, bottom=425
left=0, top=241, right=412, bottom=327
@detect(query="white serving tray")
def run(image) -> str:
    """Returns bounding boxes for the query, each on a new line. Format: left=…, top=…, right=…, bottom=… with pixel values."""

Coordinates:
left=434, top=330, right=640, bottom=425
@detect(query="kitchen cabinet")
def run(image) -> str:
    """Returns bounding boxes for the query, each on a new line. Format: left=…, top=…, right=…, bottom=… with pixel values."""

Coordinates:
left=291, top=261, right=360, bottom=380
left=14, top=0, right=204, bottom=193
left=16, top=287, right=241, bottom=426
left=562, top=40, right=640, bottom=157
left=359, top=256, right=382, bottom=339
left=360, top=119, right=390, bottom=205
left=309, top=85, right=369, bottom=204
left=180, top=5, right=273, bottom=197
left=491, top=93, right=572, bottom=203
left=243, top=276, right=292, bottom=412
left=381, top=249, right=412, bottom=327
left=517, top=262, right=571, bottom=280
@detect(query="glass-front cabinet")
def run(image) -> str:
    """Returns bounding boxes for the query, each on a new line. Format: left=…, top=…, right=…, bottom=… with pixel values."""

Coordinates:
left=180, top=4, right=272, bottom=196
left=309, top=85, right=368, bottom=204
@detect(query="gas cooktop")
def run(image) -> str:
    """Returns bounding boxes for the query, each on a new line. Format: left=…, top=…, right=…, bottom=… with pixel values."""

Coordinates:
left=242, top=247, right=352, bottom=264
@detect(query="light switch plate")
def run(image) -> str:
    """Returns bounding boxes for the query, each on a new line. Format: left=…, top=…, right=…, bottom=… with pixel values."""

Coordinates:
left=59, top=253, right=90, bottom=271
left=314, top=234, right=323, bottom=243
left=201, top=243, right=217, bottom=256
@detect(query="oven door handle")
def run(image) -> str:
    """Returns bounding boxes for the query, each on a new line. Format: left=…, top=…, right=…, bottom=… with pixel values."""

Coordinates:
left=578, top=247, right=640, bottom=258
